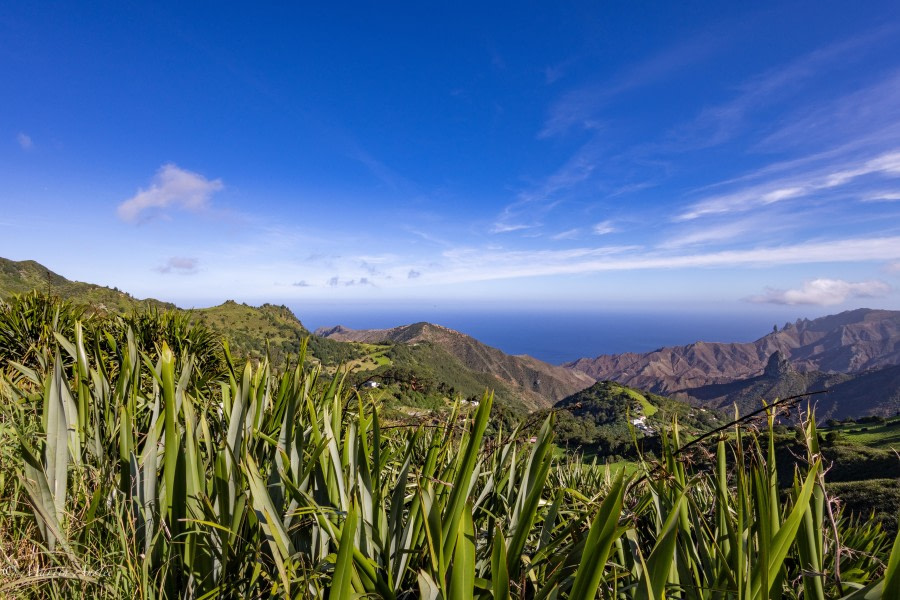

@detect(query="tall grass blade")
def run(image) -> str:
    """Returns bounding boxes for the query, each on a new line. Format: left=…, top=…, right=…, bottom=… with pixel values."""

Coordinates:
left=569, top=469, right=627, bottom=600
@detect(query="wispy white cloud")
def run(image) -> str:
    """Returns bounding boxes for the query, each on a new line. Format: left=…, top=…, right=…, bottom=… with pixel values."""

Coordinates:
left=490, top=222, right=535, bottom=234
left=541, top=34, right=721, bottom=138
left=755, top=69, right=900, bottom=153
left=498, top=36, right=727, bottom=234
left=492, top=139, right=600, bottom=233
left=677, top=149, right=900, bottom=220
left=748, top=278, right=891, bottom=305
left=289, top=236, right=900, bottom=290
left=863, top=191, right=900, bottom=202
left=427, top=236, right=900, bottom=285
left=346, top=143, right=410, bottom=190
left=551, top=228, right=581, bottom=240
left=592, top=220, right=616, bottom=235
left=405, top=227, right=453, bottom=247
left=155, top=256, right=199, bottom=275
left=666, top=27, right=897, bottom=150
left=117, top=164, right=224, bottom=223
left=659, top=218, right=761, bottom=249
left=543, top=58, right=578, bottom=85
left=16, top=133, right=33, bottom=150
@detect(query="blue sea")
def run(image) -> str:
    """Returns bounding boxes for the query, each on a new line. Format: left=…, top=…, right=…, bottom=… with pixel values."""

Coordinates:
left=294, top=305, right=813, bottom=365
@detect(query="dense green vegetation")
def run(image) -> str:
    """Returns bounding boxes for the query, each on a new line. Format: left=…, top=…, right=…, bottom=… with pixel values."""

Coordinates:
left=345, top=342, right=531, bottom=424
left=194, top=300, right=363, bottom=368
left=0, top=257, right=174, bottom=314
left=549, top=381, right=725, bottom=458
left=1, top=294, right=899, bottom=598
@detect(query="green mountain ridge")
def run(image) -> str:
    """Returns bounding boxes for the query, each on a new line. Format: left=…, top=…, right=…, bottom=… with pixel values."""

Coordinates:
left=0, top=257, right=175, bottom=313
left=0, top=257, right=580, bottom=416
left=316, top=321, right=594, bottom=408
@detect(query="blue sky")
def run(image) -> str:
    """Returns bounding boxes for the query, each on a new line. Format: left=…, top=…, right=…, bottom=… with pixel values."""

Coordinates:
left=3, top=1, right=900, bottom=316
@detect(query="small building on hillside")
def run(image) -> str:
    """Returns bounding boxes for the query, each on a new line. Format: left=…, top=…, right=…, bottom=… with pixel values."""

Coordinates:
left=631, top=416, right=655, bottom=435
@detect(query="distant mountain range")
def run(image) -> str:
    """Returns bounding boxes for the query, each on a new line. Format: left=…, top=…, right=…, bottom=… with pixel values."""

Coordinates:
left=316, top=322, right=595, bottom=408
left=565, top=309, right=900, bottom=418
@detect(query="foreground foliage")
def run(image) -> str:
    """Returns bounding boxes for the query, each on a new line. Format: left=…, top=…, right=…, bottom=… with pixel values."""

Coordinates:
left=0, top=304, right=899, bottom=598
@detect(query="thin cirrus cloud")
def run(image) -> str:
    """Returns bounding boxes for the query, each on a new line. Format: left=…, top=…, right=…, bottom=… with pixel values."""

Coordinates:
left=155, top=257, right=199, bottom=275
left=592, top=220, right=616, bottom=235
left=677, top=149, right=900, bottom=221
left=659, top=219, right=762, bottom=249
left=491, top=139, right=600, bottom=234
left=513, top=31, right=900, bottom=240
left=540, top=33, right=721, bottom=139
left=748, top=278, right=891, bottom=306
left=551, top=228, right=581, bottom=241
left=665, top=27, right=895, bottom=151
left=429, top=236, right=900, bottom=285
left=755, top=69, right=900, bottom=154
left=490, top=221, right=535, bottom=234
left=117, top=163, right=224, bottom=223
left=863, top=191, right=900, bottom=202
left=16, top=133, right=33, bottom=150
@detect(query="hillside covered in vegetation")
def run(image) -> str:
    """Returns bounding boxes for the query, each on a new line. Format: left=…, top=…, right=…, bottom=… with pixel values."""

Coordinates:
left=551, top=380, right=725, bottom=457
left=0, top=258, right=583, bottom=420
left=0, top=257, right=174, bottom=314
left=1, top=292, right=898, bottom=598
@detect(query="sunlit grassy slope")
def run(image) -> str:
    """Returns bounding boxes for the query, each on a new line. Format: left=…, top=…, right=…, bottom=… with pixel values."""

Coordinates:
left=0, top=257, right=173, bottom=313
left=823, top=416, right=900, bottom=450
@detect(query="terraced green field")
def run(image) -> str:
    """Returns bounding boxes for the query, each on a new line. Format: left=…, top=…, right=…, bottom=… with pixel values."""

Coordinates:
left=823, top=417, right=900, bottom=450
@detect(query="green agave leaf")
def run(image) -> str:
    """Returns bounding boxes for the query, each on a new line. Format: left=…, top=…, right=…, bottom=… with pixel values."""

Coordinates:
left=442, top=392, right=493, bottom=570
left=750, top=461, right=819, bottom=599
left=635, top=494, right=684, bottom=600
left=837, top=580, right=884, bottom=600
left=568, top=469, right=628, bottom=600
left=332, top=502, right=359, bottom=600
left=507, top=413, right=555, bottom=579
left=882, top=517, right=900, bottom=599
left=449, top=500, right=476, bottom=600
left=491, top=527, right=510, bottom=600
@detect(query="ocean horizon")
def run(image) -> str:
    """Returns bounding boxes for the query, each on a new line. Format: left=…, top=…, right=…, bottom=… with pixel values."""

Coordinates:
left=294, top=306, right=817, bottom=365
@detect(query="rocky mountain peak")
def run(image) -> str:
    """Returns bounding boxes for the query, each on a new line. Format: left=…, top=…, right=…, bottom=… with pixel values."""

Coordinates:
left=763, top=351, right=791, bottom=378
left=314, top=325, right=362, bottom=338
